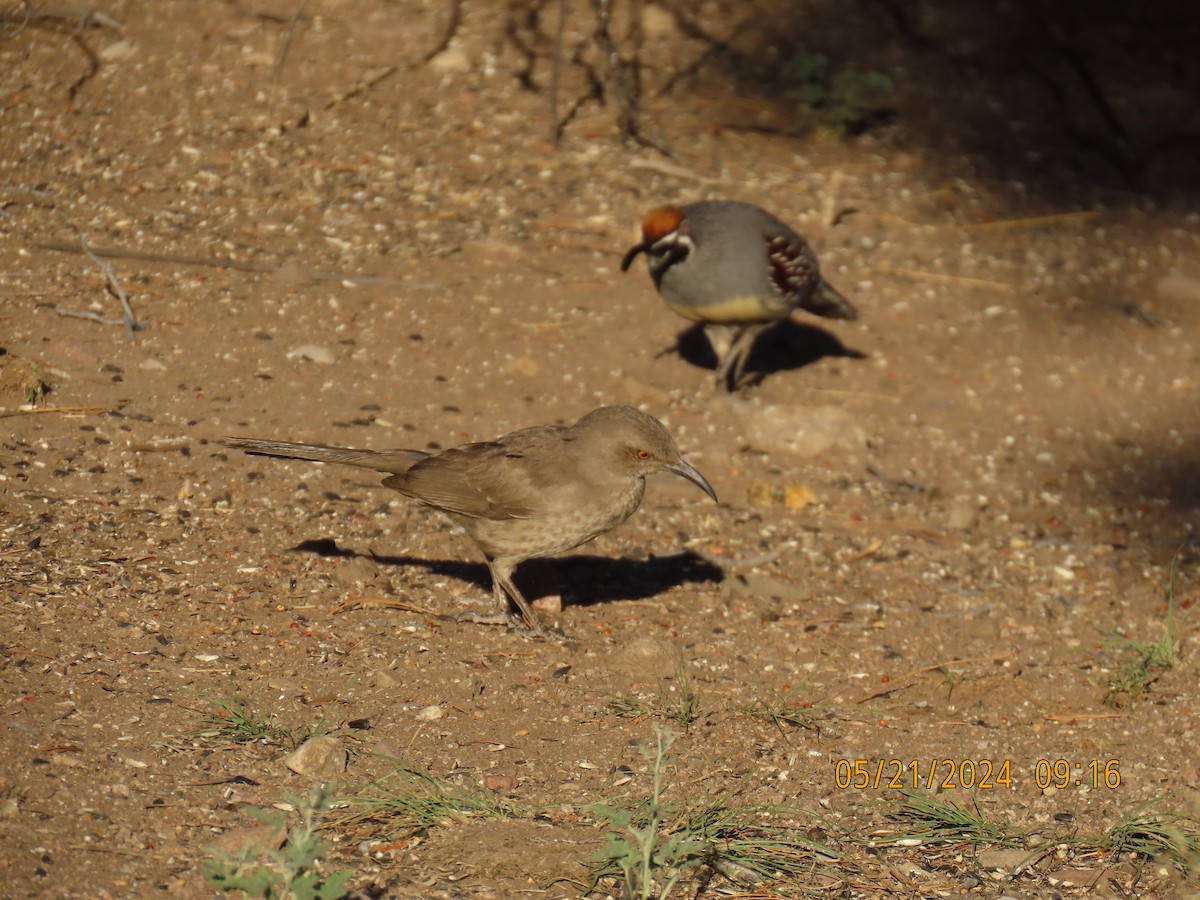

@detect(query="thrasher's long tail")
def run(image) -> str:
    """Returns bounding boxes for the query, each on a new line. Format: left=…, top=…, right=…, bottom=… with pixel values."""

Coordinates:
left=223, top=438, right=427, bottom=474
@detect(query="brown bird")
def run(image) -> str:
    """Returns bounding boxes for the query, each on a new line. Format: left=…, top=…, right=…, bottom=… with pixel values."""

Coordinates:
left=224, top=406, right=716, bottom=636
left=621, top=200, right=858, bottom=390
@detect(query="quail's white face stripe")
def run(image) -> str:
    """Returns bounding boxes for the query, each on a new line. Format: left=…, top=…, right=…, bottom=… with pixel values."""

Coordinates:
left=651, top=231, right=693, bottom=254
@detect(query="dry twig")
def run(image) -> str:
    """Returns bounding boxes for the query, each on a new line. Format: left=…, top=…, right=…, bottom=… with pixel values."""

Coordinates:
left=856, top=653, right=1013, bottom=704
left=0, top=404, right=110, bottom=419
left=331, top=595, right=443, bottom=618
left=324, top=65, right=397, bottom=109
left=54, top=236, right=139, bottom=338
left=421, top=0, right=462, bottom=64
left=37, top=240, right=412, bottom=288
left=271, top=0, right=309, bottom=88
left=877, top=264, right=1017, bottom=293
left=692, top=545, right=787, bottom=571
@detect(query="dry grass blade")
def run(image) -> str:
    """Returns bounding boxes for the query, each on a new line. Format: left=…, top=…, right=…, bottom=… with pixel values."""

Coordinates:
left=339, top=759, right=513, bottom=840
left=881, top=790, right=1022, bottom=848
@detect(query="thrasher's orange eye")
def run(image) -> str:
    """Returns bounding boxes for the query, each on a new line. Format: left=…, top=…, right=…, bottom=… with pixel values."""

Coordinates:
left=636, top=450, right=651, bottom=459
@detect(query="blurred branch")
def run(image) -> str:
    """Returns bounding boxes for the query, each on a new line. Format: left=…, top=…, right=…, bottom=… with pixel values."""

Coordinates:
left=506, top=0, right=670, bottom=152
left=421, top=0, right=462, bottom=64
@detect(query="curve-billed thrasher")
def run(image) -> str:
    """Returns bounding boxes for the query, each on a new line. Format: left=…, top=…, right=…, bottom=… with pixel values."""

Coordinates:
left=224, top=406, right=716, bottom=636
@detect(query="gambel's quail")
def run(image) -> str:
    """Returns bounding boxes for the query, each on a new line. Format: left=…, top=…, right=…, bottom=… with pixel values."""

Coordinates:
left=621, top=200, right=857, bottom=390
left=225, top=407, right=716, bottom=638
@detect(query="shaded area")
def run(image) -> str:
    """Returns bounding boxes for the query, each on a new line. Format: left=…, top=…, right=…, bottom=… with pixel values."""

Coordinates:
left=290, top=538, right=723, bottom=606
left=649, top=0, right=1200, bottom=195
left=1089, top=442, right=1200, bottom=555
left=674, top=320, right=866, bottom=382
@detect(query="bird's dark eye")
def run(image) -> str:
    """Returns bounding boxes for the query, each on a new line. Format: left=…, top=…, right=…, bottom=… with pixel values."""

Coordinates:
left=636, top=449, right=651, bottom=460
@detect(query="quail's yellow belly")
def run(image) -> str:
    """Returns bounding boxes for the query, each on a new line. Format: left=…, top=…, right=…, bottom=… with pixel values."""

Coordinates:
left=664, top=294, right=785, bottom=325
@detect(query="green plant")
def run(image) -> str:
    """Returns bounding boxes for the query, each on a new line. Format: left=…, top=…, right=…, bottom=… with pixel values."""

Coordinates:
left=1100, top=800, right=1200, bottom=864
left=587, top=727, right=838, bottom=898
left=21, top=362, right=50, bottom=406
left=745, top=688, right=817, bottom=736
left=603, top=657, right=699, bottom=729
left=782, top=51, right=893, bottom=136
left=194, top=698, right=334, bottom=749
left=658, top=657, right=699, bottom=729
left=340, top=757, right=512, bottom=840
left=1105, top=554, right=1185, bottom=707
left=202, top=785, right=352, bottom=899
left=605, top=696, right=649, bottom=718
left=590, top=727, right=700, bottom=899
left=883, top=790, right=1021, bottom=847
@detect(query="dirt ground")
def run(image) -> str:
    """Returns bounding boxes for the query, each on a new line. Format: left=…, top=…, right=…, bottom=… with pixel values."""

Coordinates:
left=2, top=1, right=1199, bottom=897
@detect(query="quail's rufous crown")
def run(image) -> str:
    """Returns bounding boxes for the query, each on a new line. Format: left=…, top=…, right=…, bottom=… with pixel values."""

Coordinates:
left=640, top=205, right=686, bottom=242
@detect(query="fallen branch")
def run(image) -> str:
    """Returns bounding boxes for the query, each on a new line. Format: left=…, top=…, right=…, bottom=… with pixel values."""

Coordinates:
left=0, top=405, right=111, bottom=419
left=54, top=235, right=138, bottom=337
left=421, top=0, right=462, bottom=64
left=324, top=65, right=397, bottom=109
left=36, top=240, right=413, bottom=287
left=957, top=211, right=1099, bottom=232
left=1, top=6, right=124, bottom=37
left=692, top=545, right=787, bottom=571
left=270, top=0, right=309, bottom=88
left=877, top=264, right=1017, bottom=293
left=331, top=595, right=443, bottom=617
left=857, top=653, right=1014, bottom=704
left=627, top=156, right=719, bottom=184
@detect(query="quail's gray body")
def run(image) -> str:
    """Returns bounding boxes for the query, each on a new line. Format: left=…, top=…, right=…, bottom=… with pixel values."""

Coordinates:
left=225, top=406, right=716, bottom=636
left=622, top=200, right=857, bottom=390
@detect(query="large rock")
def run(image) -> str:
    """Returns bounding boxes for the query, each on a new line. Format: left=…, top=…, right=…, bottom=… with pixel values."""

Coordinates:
left=736, top=403, right=866, bottom=458
left=284, top=736, right=347, bottom=780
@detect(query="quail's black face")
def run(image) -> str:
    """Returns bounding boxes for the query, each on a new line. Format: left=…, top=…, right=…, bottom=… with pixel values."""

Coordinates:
left=622, top=229, right=694, bottom=288
left=621, top=205, right=692, bottom=277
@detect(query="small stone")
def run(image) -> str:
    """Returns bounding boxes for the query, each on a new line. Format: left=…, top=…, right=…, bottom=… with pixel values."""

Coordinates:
left=1156, top=273, right=1200, bottom=304
left=947, top=496, right=976, bottom=530
left=373, top=670, right=402, bottom=689
left=737, top=403, right=866, bottom=458
left=139, top=359, right=167, bottom=371
left=98, top=39, right=138, bottom=63
left=746, top=481, right=817, bottom=510
left=287, top=345, right=335, bottom=365
left=723, top=572, right=811, bottom=606
left=483, top=775, right=518, bottom=793
left=747, top=480, right=781, bottom=508
left=641, top=4, right=678, bottom=39
left=209, top=820, right=287, bottom=856
left=284, top=735, right=346, bottom=779
left=532, top=593, right=562, bottom=613
left=428, top=47, right=471, bottom=75
left=608, top=636, right=681, bottom=680
left=331, top=556, right=381, bottom=587
left=509, top=356, right=540, bottom=377
left=976, top=848, right=1032, bottom=872
left=621, top=375, right=671, bottom=406
left=415, top=705, right=444, bottom=721
left=784, top=484, right=817, bottom=510
left=267, top=676, right=302, bottom=695
left=1047, top=868, right=1104, bottom=888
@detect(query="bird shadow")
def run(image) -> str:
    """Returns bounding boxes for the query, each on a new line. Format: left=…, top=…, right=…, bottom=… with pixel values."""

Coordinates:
left=289, top=538, right=724, bottom=607
left=673, top=320, right=867, bottom=381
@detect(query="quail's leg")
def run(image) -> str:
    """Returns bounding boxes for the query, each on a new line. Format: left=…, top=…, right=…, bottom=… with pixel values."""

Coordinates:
left=705, top=324, right=739, bottom=392
left=721, top=325, right=763, bottom=392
